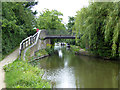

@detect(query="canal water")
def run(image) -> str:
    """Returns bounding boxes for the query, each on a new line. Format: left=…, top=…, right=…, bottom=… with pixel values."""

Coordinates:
left=32, top=46, right=119, bottom=88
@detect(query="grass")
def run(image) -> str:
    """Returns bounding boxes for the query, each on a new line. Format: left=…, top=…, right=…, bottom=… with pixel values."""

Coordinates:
left=34, top=45, right=54, bottom=60
left=25, top=48, right=31, bottom=61
left=23, top=47, right=49, bottom=62
left=3, top=43, right=53, bottom=88
left=35, top=49, right=48, bottom=57
left=3, top=59, right=51, bottom=88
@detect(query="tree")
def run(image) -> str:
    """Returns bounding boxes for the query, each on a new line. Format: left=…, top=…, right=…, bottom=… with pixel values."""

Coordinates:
left=37, top=9, right=65, bottom=30
left=75, top=2, right=120, bottom=59
left=2, top=2, right=38, bottom=55
left=66, top=16, right=75, bottom=35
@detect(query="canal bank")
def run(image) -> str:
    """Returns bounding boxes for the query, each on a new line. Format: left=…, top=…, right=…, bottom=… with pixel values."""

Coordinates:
left=70, top=45, right=119, bottom=60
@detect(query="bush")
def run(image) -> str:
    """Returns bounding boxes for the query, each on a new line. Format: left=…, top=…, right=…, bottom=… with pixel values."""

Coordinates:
left=45, top=44, right=54, bottom=55
left=71, top=45, right=80, bottom=53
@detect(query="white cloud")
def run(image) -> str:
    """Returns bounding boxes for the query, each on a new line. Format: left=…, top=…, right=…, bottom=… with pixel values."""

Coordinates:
left=32, top=0, right=89, bottom=24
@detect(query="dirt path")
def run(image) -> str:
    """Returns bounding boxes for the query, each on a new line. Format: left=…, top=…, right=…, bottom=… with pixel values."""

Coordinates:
left=0, top=48, right=19, bottom=90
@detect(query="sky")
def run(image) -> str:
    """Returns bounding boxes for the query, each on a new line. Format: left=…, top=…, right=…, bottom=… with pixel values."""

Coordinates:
left=31, top=0, right=89, bottom=24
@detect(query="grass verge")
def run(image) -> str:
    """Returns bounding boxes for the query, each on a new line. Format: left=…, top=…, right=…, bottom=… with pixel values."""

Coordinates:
left=3, top=59, right=51, bottom=88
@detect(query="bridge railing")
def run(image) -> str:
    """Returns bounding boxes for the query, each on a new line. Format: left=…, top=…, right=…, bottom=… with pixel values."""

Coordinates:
left=19, top=31, right=38, bottom=59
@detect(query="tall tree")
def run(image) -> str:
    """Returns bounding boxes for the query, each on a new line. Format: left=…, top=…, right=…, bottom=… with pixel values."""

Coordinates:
left=2, top=2, right=37, bottom=55
left=37, top=9, right=65, bottom=30
left=66, top=16, right=75, bottom=35
left=75, top=2, right=120, bottom=59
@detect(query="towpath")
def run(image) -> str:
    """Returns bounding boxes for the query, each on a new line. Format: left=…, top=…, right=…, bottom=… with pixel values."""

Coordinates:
left=0, top=48, right=19, bottom=90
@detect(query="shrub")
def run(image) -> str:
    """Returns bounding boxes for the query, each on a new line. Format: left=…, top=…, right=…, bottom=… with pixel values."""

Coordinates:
left=45, top=44, right=54, bottom=55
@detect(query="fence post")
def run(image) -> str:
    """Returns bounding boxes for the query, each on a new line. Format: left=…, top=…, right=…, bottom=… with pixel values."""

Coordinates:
left=33, top=37, right=34, bottom=43
left=28, top=40, right=29, bottom=46
left=30, top=37, right=31, bottom=44
left=29, top=38, right=30, bottom=45
left=19, top=43, right=23, bottom=60
left=25, top=42, right=26, bottom=48
left=21, top=43, right=23, bottom=50
left=31, top=37, right=33, bottom=44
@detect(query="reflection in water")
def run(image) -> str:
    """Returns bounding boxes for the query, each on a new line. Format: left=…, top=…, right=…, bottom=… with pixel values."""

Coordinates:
left=64, top=61, right=68, bottom=67
left=54, top=46, right=60, bottom=50
left=58, top=50, right=63, bottom=58
left=32, top=47, right=119, bottom=88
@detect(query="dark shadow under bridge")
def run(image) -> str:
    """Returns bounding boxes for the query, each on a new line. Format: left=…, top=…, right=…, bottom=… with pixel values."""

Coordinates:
left=43, top=36, right=80, bottom=40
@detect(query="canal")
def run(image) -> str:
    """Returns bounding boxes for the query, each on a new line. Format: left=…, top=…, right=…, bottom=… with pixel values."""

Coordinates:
left=31, top=45, right=119, bottom=88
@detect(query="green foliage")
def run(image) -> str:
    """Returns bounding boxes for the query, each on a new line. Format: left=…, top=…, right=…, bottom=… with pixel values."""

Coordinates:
left=37, top=9, right=68, bottom=44
left=2, top=2, right=37, bottom=56
left=4, top=59, right=51, bottom=88
left=75, top=2, right=120, bottom=59
left=63, top=39, right=76, bottom=45
left=35, top=49, right=48, bottom=57
left=34, top=44, right=54, bottom=58
left=45, top=44, right=54, bottom=55
left=37, top=9, right=66, bottom=30
left=60, top=16, right=76, bottom=45
left=71, top=45, right=80, bottom=53
left=66, top=16, right=75, bottom=35
left=25, top=49, right=31, bottom=61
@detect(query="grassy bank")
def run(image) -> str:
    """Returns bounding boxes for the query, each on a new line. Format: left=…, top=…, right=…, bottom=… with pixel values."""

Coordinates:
left=30, top=45, right=54, bottom=62
left=4, top=59, right=51, bottom=88
left=3, top=44, right=54, bottom=88
left=35, top=49, right=48, bottom=57
left=71, top=45, right=81, bottom=53
left=71, top=45, right=119, bottom=60
left=24, top=44, right=54, bottom=62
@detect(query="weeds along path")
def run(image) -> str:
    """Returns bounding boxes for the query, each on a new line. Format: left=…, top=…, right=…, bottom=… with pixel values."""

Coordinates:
left=0, top=48, right=19, bottom=89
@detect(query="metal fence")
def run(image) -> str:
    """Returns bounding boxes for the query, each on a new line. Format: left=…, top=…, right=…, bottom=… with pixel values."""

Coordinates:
left=19, top=31, right=39, bottom=59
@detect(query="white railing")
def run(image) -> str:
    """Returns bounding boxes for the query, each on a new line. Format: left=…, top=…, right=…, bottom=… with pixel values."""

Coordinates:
left=19, top=30, right=41, bottom=59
